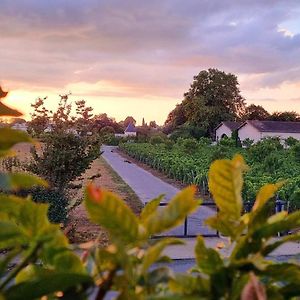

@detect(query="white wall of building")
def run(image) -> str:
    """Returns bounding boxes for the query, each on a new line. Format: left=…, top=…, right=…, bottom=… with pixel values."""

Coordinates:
left=238, top=124, right=262, bottom=143
left=215, top=125, right=232, bottom=141
left=238, top=123, right=300, bottom=143
left=261, top=132, right=300, bottom=141
left=125, top=132, right=136, bottom=136
left=11, top=123, right=28, bottom=132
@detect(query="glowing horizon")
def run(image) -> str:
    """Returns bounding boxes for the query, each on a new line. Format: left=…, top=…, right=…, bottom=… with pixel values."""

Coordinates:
left=1, top=1, right=300, bottom=124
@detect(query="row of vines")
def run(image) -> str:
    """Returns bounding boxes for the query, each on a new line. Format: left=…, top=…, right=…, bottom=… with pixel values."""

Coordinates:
left=120, top=137, right=300, bottom=211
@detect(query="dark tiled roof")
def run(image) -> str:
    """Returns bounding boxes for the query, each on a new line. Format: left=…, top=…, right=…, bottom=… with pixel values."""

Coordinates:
left=216, top=121, right=242, bottom=131
left=125, top=123, right=137, bottom=133
left=242, top=120, right=300, bottom=133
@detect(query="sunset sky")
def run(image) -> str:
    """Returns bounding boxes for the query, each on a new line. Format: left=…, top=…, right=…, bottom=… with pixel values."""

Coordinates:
left=1, top=0, right=300, bottom=124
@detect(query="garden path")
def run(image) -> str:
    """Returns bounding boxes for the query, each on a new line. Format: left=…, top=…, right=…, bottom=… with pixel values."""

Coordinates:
left=102, top=145, right=216, bottom=236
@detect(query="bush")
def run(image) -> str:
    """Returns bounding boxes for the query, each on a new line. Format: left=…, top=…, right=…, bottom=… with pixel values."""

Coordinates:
left=17, top=188, right=68, bottom=224
left=150, top=135, right=165, bottom=145
left=26, top=131, right=99, bottom=191
left=181, top=138, right=199, bottom=154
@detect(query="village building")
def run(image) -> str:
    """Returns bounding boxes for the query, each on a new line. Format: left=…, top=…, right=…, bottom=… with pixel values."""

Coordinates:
left=215, top=121, right=241, bottom=141
left=237, top=120, right=300, bottom=143
left=115, top=122, right=137, bottom=137
left=11, top=119, right=28, bottom=132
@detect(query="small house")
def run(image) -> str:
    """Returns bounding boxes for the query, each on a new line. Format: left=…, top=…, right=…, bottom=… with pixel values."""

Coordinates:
left=238, top=120, right=300, bottom=143
left=124, top=123, right=137, bottom=137
left=11, top=120, right=28, bottom=132
left=215, top=121, right=241, bottom=141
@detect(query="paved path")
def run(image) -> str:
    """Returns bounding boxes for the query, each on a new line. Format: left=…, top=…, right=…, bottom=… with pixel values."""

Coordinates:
left=102, top=145, right=216, bottom=236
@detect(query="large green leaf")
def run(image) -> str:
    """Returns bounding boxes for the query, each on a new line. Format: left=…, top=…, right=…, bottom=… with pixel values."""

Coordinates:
left=144, top=186, right=199, bottom=236
left=0, top=128, right=32, bottom=151
left=0, top=221, right=26, bottom=249
left=232, top=210, right=300, bottom=260
left=141, top=238, right=183, bottom=273
left=169, top=273, right=209, bottom=298
left=140, top=195, right=164, bottom=222
left=18, top=200, right=50, bottom=238
left=195, top=236, right=223, bottom=275
left=0, top=173, right=48, bottom=191
left=53, top=251, right=86, bottom=274
left=85, top=184, right=139, bottom=244
left=0, top=194, right=24, bottom=220
left=208, top=154, right=247, bottom=221
left=4, top=273, right=93, bottom=300
left=206, top=155, right=248, bottom=239
left=246, top=182, right=284, bottom=230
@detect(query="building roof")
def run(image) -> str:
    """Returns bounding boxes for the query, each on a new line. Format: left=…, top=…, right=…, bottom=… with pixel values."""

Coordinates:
left=124, top=123, right=137, bottom=133
left=239, top=120, right=300, bottom=133
left=215, top=121, right=242, bottom=131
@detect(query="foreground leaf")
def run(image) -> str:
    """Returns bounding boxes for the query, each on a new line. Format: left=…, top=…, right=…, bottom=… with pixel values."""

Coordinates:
left=144, top=186, right=199, bottom=236
left=4, top=273, right=93, bottom=300
left=85, top=184, right=139, bottom=244
left=0, top=173, right=48, bottom=191
left=142, top=238, right=183, bottom=273
left=0, top=102, right=22, bottom=117
left=0, top=128, right=32, bottom=152
left=195, top=236, right=223, bottom=275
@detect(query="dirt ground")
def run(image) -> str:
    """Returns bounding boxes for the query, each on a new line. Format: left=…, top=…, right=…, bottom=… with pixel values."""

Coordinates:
left=67, top=157, right=143, bottom=244
left=8, top=142, right=143, bottom=245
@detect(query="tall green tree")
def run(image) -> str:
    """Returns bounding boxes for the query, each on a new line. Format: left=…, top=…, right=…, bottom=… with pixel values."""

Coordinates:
left=163, top=103, right=187, bottom=134
left=181, top=68, right=246, bottom=136
left=268, top=111, right=300, bottom=121
left=243, top=104, right=270, bottom=120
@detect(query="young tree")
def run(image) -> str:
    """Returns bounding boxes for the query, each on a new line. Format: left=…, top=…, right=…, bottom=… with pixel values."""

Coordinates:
left=179, top=69, right=246, bottom=136
left=163, top=103, right=187, bottom=133
left=268, top=111, right=300, bottom=121
left=28, top=97, right=51, bottom=135
left=74, top=99, right=94, bottom=135
left=243, top=104, right=270, bottom=120
left=123, top=116, right=136, bottom=127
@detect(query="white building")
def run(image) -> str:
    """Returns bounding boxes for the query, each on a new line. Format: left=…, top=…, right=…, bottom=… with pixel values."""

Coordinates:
left=238, top=120, right=300, bottom=143
left=11, top=121, right=28, bottom=132
left=215, top=121, right=241, bottom=141
left=115, top=123, right=137, bottom=137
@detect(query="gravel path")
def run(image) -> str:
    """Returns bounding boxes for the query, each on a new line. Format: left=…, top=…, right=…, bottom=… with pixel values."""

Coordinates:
left=102, top=145, right=216, bottom=236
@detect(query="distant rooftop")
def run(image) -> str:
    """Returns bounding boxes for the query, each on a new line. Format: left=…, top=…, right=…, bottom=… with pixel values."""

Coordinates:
left=216, top=121, right=242, bottom=131
left=241, top=120, right=300, bottom=133
left=125, top=123, right=137, bottom=133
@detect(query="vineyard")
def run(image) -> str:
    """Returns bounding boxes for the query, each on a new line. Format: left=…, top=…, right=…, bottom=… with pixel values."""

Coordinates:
left=120, top=137, right=300, bottom=211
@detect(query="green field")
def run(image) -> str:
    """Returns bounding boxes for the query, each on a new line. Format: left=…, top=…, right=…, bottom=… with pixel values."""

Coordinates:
left=120, top=137, right=300, bottom=211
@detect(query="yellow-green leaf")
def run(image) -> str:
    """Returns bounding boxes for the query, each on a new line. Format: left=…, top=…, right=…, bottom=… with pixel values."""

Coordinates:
left=0, top=173, right=48, bottom=191
left=0, top=221, right=26, bottom=249
left=140, top=195, right=164, bottom=222
left=195, top=236, right=223, bottom=275
left=144, top=186, right=199, bottom=236
left=18, top=200, right=50, bottom=238
left=208, top=154, right=248, bottom=221
left=0, top=128, right=32, bottom=151
left=252, top=182, right=284, bottom=212
left=85, top=184, right=139, bottom=244
left=142, top=238, right=183, bottom=273
left=53, top=252, right=86, bottom=274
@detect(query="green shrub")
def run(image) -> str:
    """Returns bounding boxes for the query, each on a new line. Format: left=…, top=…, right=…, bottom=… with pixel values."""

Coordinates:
left=17, top=188, right=68, bottom=224
left=181, top=138, right=199, bottom=154
left=150, top=134, right=165, bottom=145
left=25, top=131, right=99, bottom=192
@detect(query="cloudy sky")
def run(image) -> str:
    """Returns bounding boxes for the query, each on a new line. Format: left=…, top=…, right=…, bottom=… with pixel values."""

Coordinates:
left=1, top=0, right=300, bottom=124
